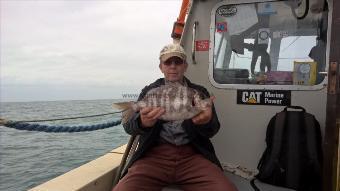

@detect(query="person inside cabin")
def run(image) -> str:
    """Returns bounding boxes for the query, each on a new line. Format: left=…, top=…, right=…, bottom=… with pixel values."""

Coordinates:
left=308, top=37, right=326, bottom=84
left=112, top=43, right=237, bottom=191
left=309, top=0, right=328, bottom=84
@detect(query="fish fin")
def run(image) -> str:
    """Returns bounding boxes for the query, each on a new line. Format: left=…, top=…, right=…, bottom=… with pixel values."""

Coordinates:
left=0, top=118, right=8, bottom=125
left=121, top=108, right=136, bottom=125
left=112, top=102, right=135, bottom=124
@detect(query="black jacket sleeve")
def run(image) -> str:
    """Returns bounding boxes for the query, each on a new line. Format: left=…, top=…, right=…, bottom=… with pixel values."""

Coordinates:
left=123, top=86, right=151, bottom=135
left=183, top=86, right=220, bottom=139
left=122, top=78, right=164, bottom=135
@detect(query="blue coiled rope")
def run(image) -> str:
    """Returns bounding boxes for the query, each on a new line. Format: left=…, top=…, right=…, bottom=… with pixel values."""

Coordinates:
left=0, top=110, right=124, bottom=133
left=2, top=120, right=122, bottom=133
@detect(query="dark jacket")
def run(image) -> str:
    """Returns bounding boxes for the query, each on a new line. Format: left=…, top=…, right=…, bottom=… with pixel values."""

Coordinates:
left=122, top=77, right=222, bottom=176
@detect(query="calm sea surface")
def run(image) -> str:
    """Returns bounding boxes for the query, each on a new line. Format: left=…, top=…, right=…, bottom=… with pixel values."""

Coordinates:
left=0, top=99, right=130, bottom=191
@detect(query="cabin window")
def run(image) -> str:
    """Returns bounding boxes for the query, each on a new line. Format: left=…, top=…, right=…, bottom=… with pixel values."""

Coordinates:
left=210, top=1, right=328, bottom=89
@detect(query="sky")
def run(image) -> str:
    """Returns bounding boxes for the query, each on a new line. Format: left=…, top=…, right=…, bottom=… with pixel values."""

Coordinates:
left=0, top=0, right=182, bottom=102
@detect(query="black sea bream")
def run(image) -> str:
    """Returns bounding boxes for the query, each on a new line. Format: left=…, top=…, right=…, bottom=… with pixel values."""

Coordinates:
left=113, top=82, right=212, bottom=122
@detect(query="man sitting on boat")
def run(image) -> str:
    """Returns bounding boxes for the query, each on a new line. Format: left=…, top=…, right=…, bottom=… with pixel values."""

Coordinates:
left=112, top=43, right=237, bottom=191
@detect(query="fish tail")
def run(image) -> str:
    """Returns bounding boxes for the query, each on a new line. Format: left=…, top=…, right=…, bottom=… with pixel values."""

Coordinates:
left=112, top=102, right=136, bottom=124
left=112, top=102, right=133, bottom=111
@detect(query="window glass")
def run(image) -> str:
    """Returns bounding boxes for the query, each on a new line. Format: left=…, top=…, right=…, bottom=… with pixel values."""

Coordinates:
left=212, top=1, right=328, bottom=86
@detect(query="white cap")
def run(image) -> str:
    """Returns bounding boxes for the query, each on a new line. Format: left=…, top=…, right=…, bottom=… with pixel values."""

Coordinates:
left=159, top=43, right=186, bottom=62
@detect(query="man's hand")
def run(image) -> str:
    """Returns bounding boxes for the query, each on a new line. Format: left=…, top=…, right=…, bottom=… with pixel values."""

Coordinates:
left=140, top=107, right=165, bottom=128
left=192, top=107, right=212, bottom=125
left=192, top=96, right=215, bottom=125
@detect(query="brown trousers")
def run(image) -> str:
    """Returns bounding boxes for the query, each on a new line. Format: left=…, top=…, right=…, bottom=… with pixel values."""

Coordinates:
left=113, top=143, right=237, bottom=191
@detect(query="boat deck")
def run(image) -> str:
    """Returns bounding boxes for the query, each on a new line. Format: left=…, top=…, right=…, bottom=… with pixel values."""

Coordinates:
left=29, top=145, right=295, bottom=191
left=163, top=171, right=295, bottom=191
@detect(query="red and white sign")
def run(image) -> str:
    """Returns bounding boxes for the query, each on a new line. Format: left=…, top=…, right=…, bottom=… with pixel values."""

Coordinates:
left=195, top=40, right=210, bottom=51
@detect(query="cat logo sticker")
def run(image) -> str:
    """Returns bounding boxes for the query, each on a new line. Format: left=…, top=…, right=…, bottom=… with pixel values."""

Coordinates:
left=242, top=91, right=262, bottom=104
left=237, top=90, right=291, bottom=106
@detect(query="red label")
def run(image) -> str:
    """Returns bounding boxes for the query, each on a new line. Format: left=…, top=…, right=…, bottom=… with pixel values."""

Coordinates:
left=195, top=40, right=210, bottom=51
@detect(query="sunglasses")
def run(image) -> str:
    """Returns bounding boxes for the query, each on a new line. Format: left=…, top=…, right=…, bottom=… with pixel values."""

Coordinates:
left=163, top=58, right=184, bottom=66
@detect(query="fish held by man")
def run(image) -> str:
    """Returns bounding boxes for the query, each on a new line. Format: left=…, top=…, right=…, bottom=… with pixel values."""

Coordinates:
left=113, top=83, right=213, bottom=123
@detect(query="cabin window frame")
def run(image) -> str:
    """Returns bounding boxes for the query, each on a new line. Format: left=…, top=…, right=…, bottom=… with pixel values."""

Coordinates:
left=208, top=0, right=329, bottom=90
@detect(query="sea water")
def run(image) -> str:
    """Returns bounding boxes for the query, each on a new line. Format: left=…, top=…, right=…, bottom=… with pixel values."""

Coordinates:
left=0, top=99, right=129, bottom=191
